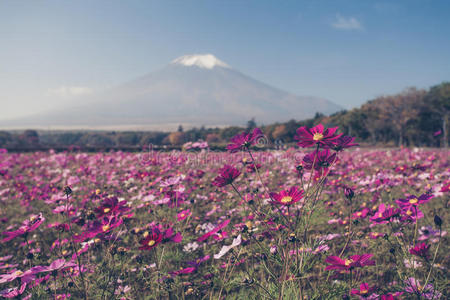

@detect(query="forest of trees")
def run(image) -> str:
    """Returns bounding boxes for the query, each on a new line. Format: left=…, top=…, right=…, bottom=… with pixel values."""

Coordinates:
left=1, top=82, right=448, bottom=150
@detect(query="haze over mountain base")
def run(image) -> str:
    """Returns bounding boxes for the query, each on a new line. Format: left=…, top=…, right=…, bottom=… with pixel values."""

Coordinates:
left=1, top=54, right=342, bottom=130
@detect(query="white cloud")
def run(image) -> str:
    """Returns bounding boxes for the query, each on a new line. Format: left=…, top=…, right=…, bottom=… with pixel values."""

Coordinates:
left=331, top=14, right=363, bottom=31
left=46, top=86, right=93, bottom=97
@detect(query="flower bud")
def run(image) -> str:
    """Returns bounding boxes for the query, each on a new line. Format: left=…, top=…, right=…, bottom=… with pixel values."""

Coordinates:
left=63, top=186, right=72, bottom=196
left=434, top=215, right=442, bottom=227
left=344, top=187, right=354, bottom=200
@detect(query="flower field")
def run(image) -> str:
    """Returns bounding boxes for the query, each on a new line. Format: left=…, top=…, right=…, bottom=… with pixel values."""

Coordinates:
left=0, top=125, right=448, bottom=299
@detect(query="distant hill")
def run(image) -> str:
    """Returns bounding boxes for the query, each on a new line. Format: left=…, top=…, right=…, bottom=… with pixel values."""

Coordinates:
left=3, top=82, right=448, bottom=150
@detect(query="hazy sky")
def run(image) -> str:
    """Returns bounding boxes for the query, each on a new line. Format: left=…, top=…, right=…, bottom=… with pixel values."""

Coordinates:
left=1, top=0, right=450, bottom=120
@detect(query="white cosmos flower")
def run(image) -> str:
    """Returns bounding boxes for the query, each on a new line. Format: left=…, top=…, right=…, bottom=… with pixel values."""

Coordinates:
left=214, top=235, right=242, bottom=259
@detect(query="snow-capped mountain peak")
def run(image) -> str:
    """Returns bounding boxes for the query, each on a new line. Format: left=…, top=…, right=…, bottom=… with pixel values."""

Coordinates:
left=171, top=54, right=230, bottom=69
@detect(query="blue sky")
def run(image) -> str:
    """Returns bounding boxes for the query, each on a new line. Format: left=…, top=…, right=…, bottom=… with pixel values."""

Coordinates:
left=1, top=0, right=449, bottom=120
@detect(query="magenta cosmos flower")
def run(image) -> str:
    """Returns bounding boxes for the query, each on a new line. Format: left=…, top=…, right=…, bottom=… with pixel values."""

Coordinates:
left=302, top=149, right=338, bottom=174
left=30, top=259, right=77, bottom=274
left=0, top=283, right=27, bottom=299
left=1, top=213, right=45, bottom=243
left=94, top=196, right=130, bottom=217
left=270, top=186, right=304, bottom=206
left=409, top=243, right=431, bottom=259
left=404, top=277, right=441, bottom=299
left=396, top=193, right=433, bottom=210
left=294, top=124, right=342, bottom=148
left=399, top=205, right=424, bottom=222
left=332, top=135, right=358, bottom=151
left=325, top=253, right=375, bottom=271
left=370, top=204, right=400, bottom=224
left=197, top=219, right=230, bottom=242
left=351, top=283, right=376, bottom=298
left=0, top=269, right=35, bottom=284
left=139, top=225, right=182, bottom=250
left=73, top=216, right=123, bottom=243
left=212, top=165, right=241, bottom=187
left=226, top=128, right=263, bottom=153
left=139, top=230, right=163, bottom=251
left=177, top=209, right=191, bottom=221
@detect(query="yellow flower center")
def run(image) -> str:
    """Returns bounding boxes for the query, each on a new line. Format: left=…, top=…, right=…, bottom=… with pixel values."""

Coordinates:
left=378, top=213, right=383, bottom=218
left=406, top=210, right=413, bottom=216
left=409, top=198, right=418, bottom=204
left=361, top=288, right=368, bottom=294
left=14, top=270, right=23, bottom=276
left=313, top=133, right=324, bottom=141
left=103, top=208, right=111, bottom=213
left=357, top=212, right=362, bottom=216
left=344, top=259, right=353, bottom=266
left=246, top=221, right=252, bottom=228
left=147, top=240, right=155, bottom=246
left=180, top=213, right=185, bottom=218
left=280, top=196, right=293, bottom=204
left=143, top=231, right=149, bottom=238
left=102, top=225, right=110, bottom=232
left=95, top=189, right=101, bottom=195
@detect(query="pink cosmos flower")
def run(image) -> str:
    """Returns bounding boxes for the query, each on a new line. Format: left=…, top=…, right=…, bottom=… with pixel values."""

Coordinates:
left=0, top=283, right=27, bottom=298
left=351, top=282, right=376, bottom=298
left=418, top=226, right=446, bottom=243
left=353, top=208, right=370, bottom=219
left=379, top=293, right=403, bottom=300
left=409, top=243, right=431, bottom=259
left=294, top=124, right=342, bottom=148
left=1, top=213, right=45, bottom=243
left=213, top=231, right=228, bottom=241
left=332, top=135, right=358, bottom=151
left=177, top=209, right=192, bottom=221
left=270, top=186, right=304, bottom=206
left=370, top=204, right=400, bottom=224
left=212, top=165, right=241, bottom=187
left=440, top=183, right=450, bottom=193
left=73, top=216, right=123, bottom=243
left=30, top=259, right=77, bottom=274
left=302, top=149, right=338, bottom=175
left=169, top=267, right=196, bottom=276
left=0, top=269, right=35, bottom=284
left=395, top=193, right=433, bottom=210
left=400, top=206, right=424, bottom=222
left=325, top=253, right=375, bottom=271
left=198, top=219, right=231, bottom=242
left=404, top=277, right=441, bottom=299
left=94, top=196, right=130, bottom=217
left=139, top=225, right=182, bottom=250
left=187, top=255, right=210, bottom=268
left=226, top=128, right=263, bottom=153
left=139, top=230, right=163, bottom=251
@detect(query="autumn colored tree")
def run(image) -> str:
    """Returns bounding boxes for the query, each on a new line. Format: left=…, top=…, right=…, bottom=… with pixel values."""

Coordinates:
left=381, top=88, right=426, bottom=146
left=168, top=132, right=186, bottom=145
left=271, top=124, right=287, bottom=141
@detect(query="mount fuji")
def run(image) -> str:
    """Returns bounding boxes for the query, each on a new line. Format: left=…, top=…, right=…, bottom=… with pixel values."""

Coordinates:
left=3, top=54, right=342, bottom=130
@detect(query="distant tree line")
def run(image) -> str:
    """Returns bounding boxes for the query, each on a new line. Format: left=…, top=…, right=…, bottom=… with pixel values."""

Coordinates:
left=1, top=82, right=448, bottom=150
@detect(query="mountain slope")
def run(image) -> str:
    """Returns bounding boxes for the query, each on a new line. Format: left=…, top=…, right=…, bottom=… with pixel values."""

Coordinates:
left=2, top=54, right=342, bottom=130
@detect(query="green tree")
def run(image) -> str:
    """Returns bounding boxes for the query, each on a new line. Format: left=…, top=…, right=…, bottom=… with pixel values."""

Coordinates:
left=425, top=82, right=450, bottom=148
